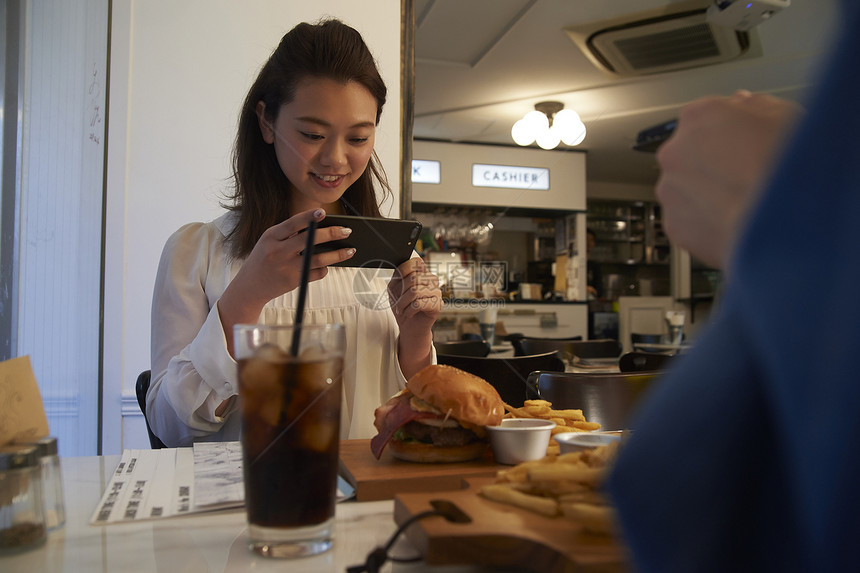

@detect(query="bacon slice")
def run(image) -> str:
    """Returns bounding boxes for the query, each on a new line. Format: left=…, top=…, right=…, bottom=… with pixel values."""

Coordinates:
left=370, top=391, right=440, bottom=459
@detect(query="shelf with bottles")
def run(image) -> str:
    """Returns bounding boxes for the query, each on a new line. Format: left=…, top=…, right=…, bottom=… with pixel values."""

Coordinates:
left=690, top=257, right=722, bottom=299
left=587, top=200, right=673, bottom=265
left=587, top=201, right=648, bottom=264
left=644, top=203, right=670, bottom=264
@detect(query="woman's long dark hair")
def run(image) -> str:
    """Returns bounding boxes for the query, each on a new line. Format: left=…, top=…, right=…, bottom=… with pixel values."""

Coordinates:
left=223, top=18, right=391, bottom=259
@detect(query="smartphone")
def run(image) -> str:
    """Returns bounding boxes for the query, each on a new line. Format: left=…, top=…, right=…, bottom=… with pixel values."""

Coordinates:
left=633, top=118, right=677, bottom=152
left=311, top=214, right=423, bottom=269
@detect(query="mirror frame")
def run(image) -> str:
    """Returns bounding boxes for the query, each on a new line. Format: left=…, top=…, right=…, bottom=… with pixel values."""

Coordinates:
left=400, top=0, right=414, bottom=219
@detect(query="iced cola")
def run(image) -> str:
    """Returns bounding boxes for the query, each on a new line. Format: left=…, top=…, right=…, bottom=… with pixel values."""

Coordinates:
left=234, top=324, right=344, bottom=558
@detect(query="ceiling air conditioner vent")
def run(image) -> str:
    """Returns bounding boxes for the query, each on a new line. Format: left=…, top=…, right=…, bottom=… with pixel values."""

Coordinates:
left=566, top=8, right=757, bottom=76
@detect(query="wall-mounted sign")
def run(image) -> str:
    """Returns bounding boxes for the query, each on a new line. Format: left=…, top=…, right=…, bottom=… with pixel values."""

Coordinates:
left=411, top=159, right=441, bottom=184
left=471, top=163, right=550, bottom=190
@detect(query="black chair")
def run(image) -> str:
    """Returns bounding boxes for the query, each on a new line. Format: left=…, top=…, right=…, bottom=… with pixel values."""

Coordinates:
left=508, top=334, right=582, bottom=356
left=135, top=370, right=167, bottom=449
left=631, top=332, right=664, bottom=345
left=619, top=351, right=675, bottom=373
left=630, top=332, right=666, bottom=353
left=436, top=351, right=565, bottom=407
left=528, top=370, right=661, bottom=431
left=516, top=338, right=621, bottom=362
left=525, top=335, right=583, bottom=341
left=505, top=333, right=526, bottom=355
left=503, top=333, right=525, bottom=342
left=460, top=333, right=485, bottom=342
left=434, top=339, right=491, bottom=357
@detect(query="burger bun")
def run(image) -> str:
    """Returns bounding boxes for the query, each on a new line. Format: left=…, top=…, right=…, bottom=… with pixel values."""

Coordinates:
left=407, top=364, right=505, bottom=432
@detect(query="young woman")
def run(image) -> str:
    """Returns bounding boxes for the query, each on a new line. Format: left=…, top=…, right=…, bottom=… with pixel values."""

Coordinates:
left=147, top=19, right=441, bottom=447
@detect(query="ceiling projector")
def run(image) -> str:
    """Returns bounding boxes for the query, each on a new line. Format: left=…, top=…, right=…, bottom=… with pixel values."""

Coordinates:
left=706, top=0, right=790, bottom=31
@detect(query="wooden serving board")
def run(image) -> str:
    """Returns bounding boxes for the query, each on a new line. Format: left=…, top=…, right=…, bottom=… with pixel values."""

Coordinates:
left=394, top=477, right=628, bottom=573
left=338, top=439, right=506, bottom=501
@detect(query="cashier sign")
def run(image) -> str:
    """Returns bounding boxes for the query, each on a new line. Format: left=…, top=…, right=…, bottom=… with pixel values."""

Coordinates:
left=472, top=164, right=549, bottom=190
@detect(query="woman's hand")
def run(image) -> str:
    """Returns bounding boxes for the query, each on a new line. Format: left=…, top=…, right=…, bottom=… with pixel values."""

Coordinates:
left=218, top=208, right=355, bottom=356
left=655, top=90, right=803, bottom=270
left=387, top=257, right=443, bottom=380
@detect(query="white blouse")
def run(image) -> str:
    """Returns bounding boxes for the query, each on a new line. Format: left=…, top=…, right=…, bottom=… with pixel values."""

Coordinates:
left=147, top=211, right=423, bottom=447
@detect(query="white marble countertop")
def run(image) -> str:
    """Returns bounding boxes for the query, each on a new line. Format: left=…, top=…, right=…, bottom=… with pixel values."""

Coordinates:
left=1, top=455, right=525, bottom=572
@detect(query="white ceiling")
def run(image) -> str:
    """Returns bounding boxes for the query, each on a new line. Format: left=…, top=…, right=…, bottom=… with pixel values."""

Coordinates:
left=412, top=0, right=839, bottom=186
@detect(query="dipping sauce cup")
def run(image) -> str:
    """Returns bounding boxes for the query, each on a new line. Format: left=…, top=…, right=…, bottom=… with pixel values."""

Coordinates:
left=486, top=418, right=556, bottom=465
left=554, top=431, right=621, bottom=454
left=234, top=323, right=345, bottom=558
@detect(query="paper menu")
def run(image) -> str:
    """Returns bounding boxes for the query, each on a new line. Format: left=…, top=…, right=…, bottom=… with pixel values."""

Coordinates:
left=90, top=441, right=354, bottom=525
left=90, top=443, right=245, bottom=524
left=191, top=441, right=244, bottom=508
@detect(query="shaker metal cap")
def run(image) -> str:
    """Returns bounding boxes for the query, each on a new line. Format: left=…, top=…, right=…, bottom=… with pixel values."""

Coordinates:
left=0, top=445, right=39, bottom=470
left=27, top=436, right=59, bottom=457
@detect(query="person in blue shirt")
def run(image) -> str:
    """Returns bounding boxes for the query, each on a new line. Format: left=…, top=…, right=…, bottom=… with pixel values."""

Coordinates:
left=608, top=1, right=860, bottom=570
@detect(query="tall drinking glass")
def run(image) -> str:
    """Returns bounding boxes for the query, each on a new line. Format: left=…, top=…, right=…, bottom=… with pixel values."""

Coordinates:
left=479, top=306, right=498, bottom=347
left=665, top=311, right=686, bottom=347
left=234, top=323, right=345, bottom=558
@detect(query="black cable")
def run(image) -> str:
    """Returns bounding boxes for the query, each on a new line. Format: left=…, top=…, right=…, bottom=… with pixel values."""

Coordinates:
left=345, top=509, right=446, bottom=573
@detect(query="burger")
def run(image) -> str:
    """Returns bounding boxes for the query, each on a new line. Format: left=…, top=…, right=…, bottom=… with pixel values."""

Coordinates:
left=370, top=364, right=505, bottom=463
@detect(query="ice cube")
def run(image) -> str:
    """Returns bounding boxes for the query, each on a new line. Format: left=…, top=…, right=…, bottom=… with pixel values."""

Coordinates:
left=298, top=344, right=328, bottom=361
left=241, top=346, right=287, bottom=392
left=301, top=421, right=338, bottom=453
left=298, top=357, right=344, bottom=394
left=256, top=395, right=284, bottom=427
left=239, top=345, right=287, bottom=425
left=255, top=342, right=289, bottom=362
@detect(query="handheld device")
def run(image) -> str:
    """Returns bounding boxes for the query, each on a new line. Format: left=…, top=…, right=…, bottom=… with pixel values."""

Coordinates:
left=633, top=119, right=678, bottom=153
left=311, top=214, right=423, bottom=269
left=706, top=0, right=790, bottom=32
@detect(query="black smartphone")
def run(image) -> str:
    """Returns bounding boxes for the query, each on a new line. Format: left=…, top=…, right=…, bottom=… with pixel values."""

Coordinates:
left=311, top=214, right=423, bottom=269
left=633, top=118, right=678, bottom=152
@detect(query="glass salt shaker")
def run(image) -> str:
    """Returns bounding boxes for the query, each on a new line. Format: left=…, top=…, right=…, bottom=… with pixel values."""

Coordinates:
left=30, top=437, right=65, bottom=530
left=0, top=444, right=47, bottom=554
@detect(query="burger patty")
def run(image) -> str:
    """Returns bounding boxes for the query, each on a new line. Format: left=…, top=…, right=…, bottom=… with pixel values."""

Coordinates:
left=398, top=420, right=481, bottom=447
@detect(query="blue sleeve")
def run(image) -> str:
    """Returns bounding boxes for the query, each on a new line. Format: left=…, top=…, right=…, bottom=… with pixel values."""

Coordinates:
left=608, top=1, right=860, bottom=570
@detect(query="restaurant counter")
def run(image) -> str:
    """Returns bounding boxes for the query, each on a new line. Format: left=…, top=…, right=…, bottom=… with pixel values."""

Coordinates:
left=1, top=455, right=525, bottom=573
left=438, top=301, right=588, bottom=340
left=441, top=298, right=587, bottom=305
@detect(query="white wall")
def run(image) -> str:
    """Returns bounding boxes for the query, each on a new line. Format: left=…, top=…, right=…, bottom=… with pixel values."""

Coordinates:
left=587, top=180, right=657, bottom=203
left=104, top=0, right=403, bottom=453
left=413, top=140, right=586, bottom=212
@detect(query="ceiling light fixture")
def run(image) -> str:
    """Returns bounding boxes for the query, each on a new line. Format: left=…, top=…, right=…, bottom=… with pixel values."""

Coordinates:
left=511, top=101, right=586, bottom=149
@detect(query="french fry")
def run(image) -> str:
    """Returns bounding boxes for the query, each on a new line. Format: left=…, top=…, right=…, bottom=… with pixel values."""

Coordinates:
left=496, top=457, right=555, bottom=483
left=479, top=442, right=621, bottom=536
left=580, top=441, right=619, bottom=466
left=560, top=502, right=617, bottom=535
left=480, top=484, right=560, bottom=517
left=558, top=452, right=593, bottom=465
left=531, top=480, right=591, bottom=496
left=571, top=421, right=602, bottom=431
left=522, top=405, right=553, bottom=417
left=548, top=408, right=586, bottom=422
left=558, top=491, right=607, bottom=506
left=528, top=464, right=606, bottom=487
left=504, top=405, right=540, bottom=419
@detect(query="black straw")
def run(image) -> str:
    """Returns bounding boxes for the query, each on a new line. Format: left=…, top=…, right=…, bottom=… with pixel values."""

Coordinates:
left=291, top=219, right=317, bottom=356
